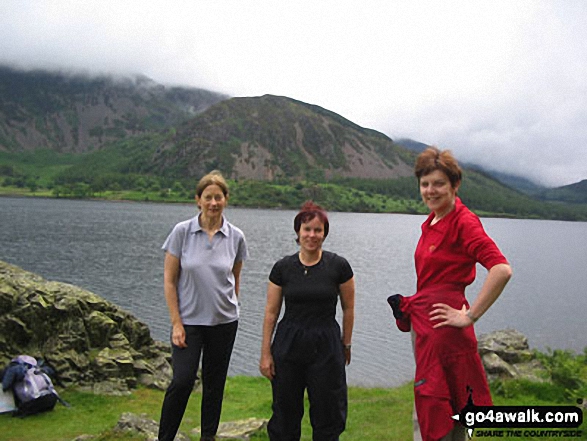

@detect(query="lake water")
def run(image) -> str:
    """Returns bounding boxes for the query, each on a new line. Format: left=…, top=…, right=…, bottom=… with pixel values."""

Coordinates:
left=1, top=196, right=586, bottom=387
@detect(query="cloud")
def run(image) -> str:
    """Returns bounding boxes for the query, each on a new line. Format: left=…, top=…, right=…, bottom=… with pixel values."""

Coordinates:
left=1, top=0, right=586, bottom=186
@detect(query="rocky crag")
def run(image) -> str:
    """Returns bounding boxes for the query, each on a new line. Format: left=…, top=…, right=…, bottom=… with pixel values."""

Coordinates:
left=0, top=66, right=227, bottom=153
left=0, top=260, right=172, bottom=394
left=478, top=328, right=547, bottom=382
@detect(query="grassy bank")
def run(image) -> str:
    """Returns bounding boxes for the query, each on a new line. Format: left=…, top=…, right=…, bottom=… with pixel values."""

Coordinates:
left=0, top=182, right=425, bottom=214
left=1, top=376, right=585, bottom=440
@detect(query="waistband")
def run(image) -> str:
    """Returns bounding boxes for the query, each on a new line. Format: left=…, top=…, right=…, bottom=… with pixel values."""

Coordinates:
left=416, top=283, right=466, bottom=295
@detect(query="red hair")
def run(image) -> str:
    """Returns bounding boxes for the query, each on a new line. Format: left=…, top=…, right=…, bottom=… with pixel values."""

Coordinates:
left=414, top=146, right=462, bottom=188
left=293, top=201, right=329, bottom=241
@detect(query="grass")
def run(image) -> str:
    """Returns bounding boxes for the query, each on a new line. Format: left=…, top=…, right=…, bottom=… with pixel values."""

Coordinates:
left=1, top=377, right=585, bottom=441
left=0, top=186, right=193, bottom=204
left=0, top=149, right=83, bottom=187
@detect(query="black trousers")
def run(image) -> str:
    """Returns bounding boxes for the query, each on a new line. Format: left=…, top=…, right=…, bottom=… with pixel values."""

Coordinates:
left=158, top=321, right=238, bottom=441
left=267, top=324, right=347, bottom=441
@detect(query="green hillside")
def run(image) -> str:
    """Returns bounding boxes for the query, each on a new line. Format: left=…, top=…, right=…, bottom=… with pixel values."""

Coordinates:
left=146, top=94, right=415, bottom=181
left=1, top=144, right=586, bottom=220
left=0, top=68, right=586, bottom=220
left=538, top=179, right=587, bottom=204
left=0, top=65, right=226, bottom=153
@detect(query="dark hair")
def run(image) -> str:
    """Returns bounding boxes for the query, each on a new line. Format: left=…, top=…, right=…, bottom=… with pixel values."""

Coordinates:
left=293, top=201, right=329, bottom=242
left=195, top=170, right=229, bottom=198
left=414, top=146, right=462, bottom=188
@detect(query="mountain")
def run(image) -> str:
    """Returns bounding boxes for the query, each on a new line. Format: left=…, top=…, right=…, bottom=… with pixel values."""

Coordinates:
left=0, top=65, right=227, bottom=153
left=395, top=138, right=429, bottom=153
left=0, top=67, right=415, bottom=182
left=50, top=100, right=548, bottom=217
left=64, top=94, right=587, bottom=218
left=466, top=166, right=545, bottom=195
left=147, top=95, right=416, bottom=181
left=537, top=179, right=587, bottom=204
left=397, top=137, right=549, bottom=195
left=1, top=68, right=585, bottom=220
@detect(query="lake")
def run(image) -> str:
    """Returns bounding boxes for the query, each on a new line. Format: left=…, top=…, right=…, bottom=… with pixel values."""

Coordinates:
left=0, top=196, right=586, bottom=387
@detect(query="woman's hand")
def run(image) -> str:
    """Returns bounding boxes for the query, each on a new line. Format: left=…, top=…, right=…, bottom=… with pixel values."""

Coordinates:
left=429, top=303, right=473, bottom=328
left=344, top=346, right=352, bottom=365
left=171, top=323, right=187, bottom=348
left=259, top=353, right=275, bottom=380
left=430, top=264, right=512, bottom=329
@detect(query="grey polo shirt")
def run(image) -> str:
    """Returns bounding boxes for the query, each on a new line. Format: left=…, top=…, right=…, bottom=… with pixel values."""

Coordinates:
left=162, top=214, right=248, bottom=326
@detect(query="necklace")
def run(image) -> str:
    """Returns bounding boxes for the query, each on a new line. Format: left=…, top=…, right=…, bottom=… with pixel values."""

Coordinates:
left=299, top=250, right=321, bottom=276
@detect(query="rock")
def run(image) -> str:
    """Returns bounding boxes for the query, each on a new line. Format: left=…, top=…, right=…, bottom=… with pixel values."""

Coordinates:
left=478, top=328, right=533, bottom=363
left=482, top=352, right=519, bottom=378
left=76, top=414, right=269, bottom=441
left=91, top=378, right=132, bottom=396
left=0, top=260, right=172, bottom=392
left=71, top=435, right=97, bottom=441
left=113, top=412, right=190, bottom=441
left=478, top=329, right=547, bottom=382
left=135, top=354, right=175, bottom=390
left=191, top=417, right=269, bottom=440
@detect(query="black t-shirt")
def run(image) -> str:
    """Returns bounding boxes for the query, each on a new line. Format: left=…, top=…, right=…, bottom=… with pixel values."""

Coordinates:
left=269, top=250, right=353, bottom=327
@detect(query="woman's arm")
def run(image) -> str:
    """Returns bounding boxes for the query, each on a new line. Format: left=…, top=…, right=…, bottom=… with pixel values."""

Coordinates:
left=259, top=281, right=283, bottom=380
left=339, top=276, right=355, bottom=365
left=465, top=263, right=512, bottom=323
left=232, top=260, right=244, bottom=298
left=430, top=263, right=512, bottom=328
left=163, top=252, right=187, bottom=347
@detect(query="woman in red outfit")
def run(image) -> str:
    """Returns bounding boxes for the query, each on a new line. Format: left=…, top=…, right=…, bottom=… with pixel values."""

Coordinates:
left=390, top=147, right=512, bottom=441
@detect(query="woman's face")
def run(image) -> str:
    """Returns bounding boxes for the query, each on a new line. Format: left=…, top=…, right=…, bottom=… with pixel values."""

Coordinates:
left=419, top=169, right=459, bottom=215
left=298, top=216, right=325, bottom=253
left=196, top=184, right=227, bottom=218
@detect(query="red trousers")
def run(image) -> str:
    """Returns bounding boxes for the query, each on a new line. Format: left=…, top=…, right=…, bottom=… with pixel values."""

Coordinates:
left=399, top=286, right=492, bottom=441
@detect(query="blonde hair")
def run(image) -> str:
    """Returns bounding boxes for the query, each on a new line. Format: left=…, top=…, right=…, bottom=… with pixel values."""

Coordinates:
left=195, top=170, right=229, bottom=197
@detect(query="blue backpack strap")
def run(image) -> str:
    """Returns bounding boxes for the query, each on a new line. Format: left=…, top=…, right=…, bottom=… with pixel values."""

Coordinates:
left=2, top=363, right=27, bottom=391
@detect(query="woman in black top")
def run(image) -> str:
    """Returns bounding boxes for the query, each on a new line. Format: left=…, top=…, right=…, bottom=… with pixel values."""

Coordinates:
left=259, top=201, right=355, bottom=441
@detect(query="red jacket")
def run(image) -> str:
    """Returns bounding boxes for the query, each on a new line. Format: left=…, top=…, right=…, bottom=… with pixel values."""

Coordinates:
left=398, top=198, right=508, bottom=441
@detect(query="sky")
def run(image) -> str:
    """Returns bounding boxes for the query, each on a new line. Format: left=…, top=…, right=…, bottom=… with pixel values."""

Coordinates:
left=1, top=1, right=586, bottom=187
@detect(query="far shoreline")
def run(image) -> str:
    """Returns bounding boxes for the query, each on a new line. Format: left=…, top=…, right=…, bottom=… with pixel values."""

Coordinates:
left=0, top=188, right=545, bottom=221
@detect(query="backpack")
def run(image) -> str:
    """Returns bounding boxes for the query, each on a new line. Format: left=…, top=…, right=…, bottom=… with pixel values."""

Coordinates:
left=3, top=355, right=68, bottom=417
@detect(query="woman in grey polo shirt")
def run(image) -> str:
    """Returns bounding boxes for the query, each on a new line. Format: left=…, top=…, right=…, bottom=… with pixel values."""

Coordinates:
left=158, top=171, right=248, bottom=441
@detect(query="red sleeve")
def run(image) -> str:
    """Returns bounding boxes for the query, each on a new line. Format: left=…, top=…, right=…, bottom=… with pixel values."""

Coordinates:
left=458, top=211, right=508, bottom=270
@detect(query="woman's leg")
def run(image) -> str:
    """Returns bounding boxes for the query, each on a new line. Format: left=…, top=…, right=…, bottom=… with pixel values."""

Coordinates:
left=267, top=356, right=306, bottom=441
left=158, top=325, right=204, bottom=441
left=200, top=321, right=238, bottom=438
left=413, top=402, right=423, bottom=441
left=306, top=339, right=347, bottom=441
left=411, top=329, right=423, bottom=441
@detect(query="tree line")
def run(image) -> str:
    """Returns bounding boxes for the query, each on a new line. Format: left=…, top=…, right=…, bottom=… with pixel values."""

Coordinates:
left=1, top=156, right=587, bottom=221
